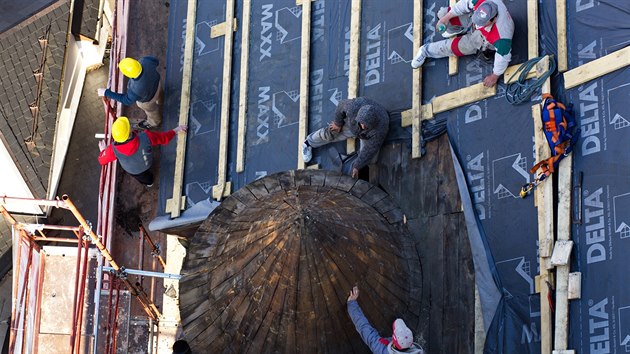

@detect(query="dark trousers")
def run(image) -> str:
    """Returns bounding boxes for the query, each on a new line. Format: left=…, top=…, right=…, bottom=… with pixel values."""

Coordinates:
left=128, top=169, right=154, bottom=186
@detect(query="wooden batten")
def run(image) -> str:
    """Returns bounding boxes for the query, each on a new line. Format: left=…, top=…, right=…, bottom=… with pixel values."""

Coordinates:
left=564, top=46, right=630, bottom=89
left=211, top=0, right=236, bottom=201
left=533, top=55, right=554, bottom=354
left=346, top=0, right=362, bottom=155
left=166, top=0, right=197, bottom=217
left=527, top=0, right=538, bottom=59
left=556, top=0, right=567, bottom=72
left=448, top=0, right=458, bottom=76
left=411, top=0, right=423, bottom=158
left=297, top=0, right=312, bottom=169
left=235, top=0, right=252, bottom=173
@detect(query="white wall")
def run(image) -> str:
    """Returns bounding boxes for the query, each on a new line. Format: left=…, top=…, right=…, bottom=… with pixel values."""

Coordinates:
left=0, top=140, right=43, bottom=214
left=46, top=14, right=111, bottom=201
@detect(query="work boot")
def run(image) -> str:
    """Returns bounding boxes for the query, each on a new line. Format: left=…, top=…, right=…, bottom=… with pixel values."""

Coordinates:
left=411, top=46, right=427, bottom=69
left=477, top=49, right=495, bottom=63
left=301, top=141, right=312, bottom=163
left=442, top=26, right=468, bottom=38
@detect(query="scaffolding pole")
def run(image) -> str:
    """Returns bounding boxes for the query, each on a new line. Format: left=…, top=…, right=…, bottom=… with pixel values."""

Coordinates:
left=138, top=224, right=167, bottom=269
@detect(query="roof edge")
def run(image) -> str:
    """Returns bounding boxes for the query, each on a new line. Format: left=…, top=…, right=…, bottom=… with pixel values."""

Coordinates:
left=0, top=0, right=69, bottom=40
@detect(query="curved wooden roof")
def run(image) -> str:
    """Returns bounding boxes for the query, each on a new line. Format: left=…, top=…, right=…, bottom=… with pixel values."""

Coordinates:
left=179, top=170, right=422, bottom=352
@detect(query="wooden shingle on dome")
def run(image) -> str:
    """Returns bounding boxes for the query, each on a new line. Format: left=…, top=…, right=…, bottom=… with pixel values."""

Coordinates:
left=179, top=170, right=422, bottom=353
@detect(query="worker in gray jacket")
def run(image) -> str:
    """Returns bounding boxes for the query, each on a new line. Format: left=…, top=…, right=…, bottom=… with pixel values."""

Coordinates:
left=347, top=286, right=425, bottom=354
left=411, top=0, right=514, bottom=87
left=301, top=97, right=389, bottom=178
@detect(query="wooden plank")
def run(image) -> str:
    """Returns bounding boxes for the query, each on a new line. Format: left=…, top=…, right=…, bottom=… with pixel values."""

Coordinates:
left=401, top=110, right=412, bottom=128
left=568, top=272, right=581, bottom=300
left=534, top=54, right=554, bottom=354
left=422, top=103, right=433, bottom=120
left=504, top=63, right=537, bottom=84
left=212, top=0, right=236, bottom=201
left=556, top=0, right=567, bottom=72
left=427, top=215, right=445, bottom=353
left=437, top=135, right=461, bottom=214
left=210, top=19, right=238, bottom=38
left=411, top=0, right=423, bottom=158
left=538, top=235, right=553, bottom=258
left=297, top=0, right=312, bottom=169
left=443, top=213, right=460, bottom=354
left=166, top=0, right=197, bottom=217
left=564, top=46, right=630, bottom=89
left=431, top=83, right=495, bottom=114
left=538, top=55, right=551, bottom=95
left=346, top=0, right=361, bottom=155
left=448, top=0, right=458, bottom=76
left=527, top=0, right=538, bottom=59
left=164, top=196, right=186, bottom=215
left=236, top=0, right=252, bottom=173
left=554, top=155, right=573, bottom=351
left=550, top=240, right=573, bottom=266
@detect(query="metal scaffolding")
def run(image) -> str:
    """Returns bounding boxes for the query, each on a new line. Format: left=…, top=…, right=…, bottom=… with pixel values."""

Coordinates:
left=0, top=195, right=166, bottom=354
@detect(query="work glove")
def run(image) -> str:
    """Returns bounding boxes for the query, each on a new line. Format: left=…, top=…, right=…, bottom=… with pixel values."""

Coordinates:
left=97, top=88, right=106, bottom=97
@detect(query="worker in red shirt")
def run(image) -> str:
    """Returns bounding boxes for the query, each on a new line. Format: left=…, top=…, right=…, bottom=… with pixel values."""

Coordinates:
left=98, top=116, right=187, bottom=186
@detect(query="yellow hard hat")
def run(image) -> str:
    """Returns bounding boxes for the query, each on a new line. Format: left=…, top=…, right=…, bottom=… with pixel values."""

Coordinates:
left=112, top=116, right=131, bottom=143
left=118, top=58, right=142, bottom=79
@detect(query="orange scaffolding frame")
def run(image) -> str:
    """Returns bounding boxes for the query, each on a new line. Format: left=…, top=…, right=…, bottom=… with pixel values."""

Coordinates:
left=0, top=196, right=162, bottom=354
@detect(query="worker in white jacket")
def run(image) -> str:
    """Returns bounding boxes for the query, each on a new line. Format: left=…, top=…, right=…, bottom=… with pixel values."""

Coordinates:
left=411, top=0, right=514, bottom=87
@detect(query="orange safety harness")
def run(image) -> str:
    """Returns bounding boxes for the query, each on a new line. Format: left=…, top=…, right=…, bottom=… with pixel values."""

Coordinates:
left=520, top=94, right=580, bottom=198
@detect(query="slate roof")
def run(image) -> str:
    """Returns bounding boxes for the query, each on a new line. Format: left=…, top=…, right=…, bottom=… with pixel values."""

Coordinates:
left=0, top=0, right=70, bottom=260
left=71, top=0, right=101, bottom=40
left=0, top=0, right=58, bottom=34
left=0, top=0, right=70, bottom=199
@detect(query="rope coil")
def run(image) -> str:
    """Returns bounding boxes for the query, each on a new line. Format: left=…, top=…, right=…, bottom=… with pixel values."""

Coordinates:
left=505, top=56, right=556, bottom=105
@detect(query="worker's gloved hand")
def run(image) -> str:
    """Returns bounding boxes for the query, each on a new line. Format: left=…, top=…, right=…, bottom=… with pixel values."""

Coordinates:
left=483, top=73, right=499, bottom=87
left=97, top=88, right=106, bottom=97
left=347, top=286, right=359, bottom=302
left=173, top=125, right=188, bottom=133
left=436, top=11, right=453, bottom=30
left=98, top=140, right=106, bottom=152
left=328, top=121, right=341, bottom=133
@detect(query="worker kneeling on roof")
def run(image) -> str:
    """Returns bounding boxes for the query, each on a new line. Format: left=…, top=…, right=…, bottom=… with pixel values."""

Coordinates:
left=301, top=97, right=389, bottom=179
left=97, top=116, right=187, bottom=187
left=411, top=0, right=514, bottom=87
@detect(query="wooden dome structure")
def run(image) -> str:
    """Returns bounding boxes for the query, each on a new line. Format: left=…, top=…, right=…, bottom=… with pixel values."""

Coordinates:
left=179, top=170, right=422, bottom=353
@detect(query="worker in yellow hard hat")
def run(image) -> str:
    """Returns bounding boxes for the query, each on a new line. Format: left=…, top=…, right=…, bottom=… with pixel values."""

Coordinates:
left=98, top=116, right=187, bottom=186
left=97, top=56, right=164, bottom=130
